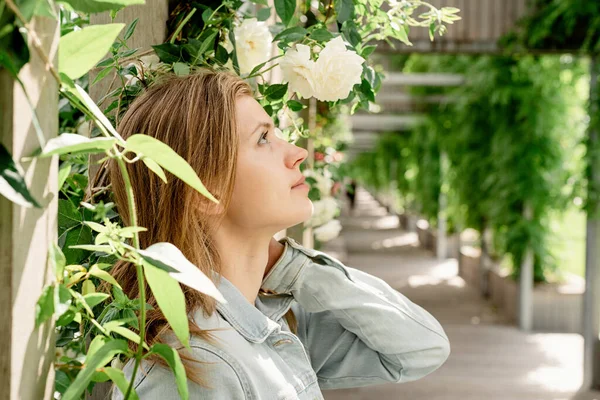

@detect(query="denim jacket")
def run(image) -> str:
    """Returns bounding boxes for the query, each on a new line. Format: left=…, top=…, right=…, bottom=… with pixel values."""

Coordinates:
left=113, top=236, right=450, bottom=399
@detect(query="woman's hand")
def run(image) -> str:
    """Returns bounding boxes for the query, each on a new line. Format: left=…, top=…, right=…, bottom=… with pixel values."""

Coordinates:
left=264, top=237, right=285, bottom=279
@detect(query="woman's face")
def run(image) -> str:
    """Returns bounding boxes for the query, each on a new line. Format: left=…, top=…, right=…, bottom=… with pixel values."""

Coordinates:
left=227, top=95, right=313, bottom=231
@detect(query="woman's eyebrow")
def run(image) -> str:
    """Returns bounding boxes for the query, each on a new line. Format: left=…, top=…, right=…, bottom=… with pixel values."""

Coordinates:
left=251, top=121, right=274, bottom=136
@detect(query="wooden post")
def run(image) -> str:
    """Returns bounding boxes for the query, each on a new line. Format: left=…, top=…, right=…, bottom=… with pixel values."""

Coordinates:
left=0, top=14, right=59, bottom=400
left=479, top=225, right=490, bottom=298
left=582, top=53, right=600, bottom=391
left=437, top=151, right=449, bottom=260
left=519, top=204, right=533, bottom=331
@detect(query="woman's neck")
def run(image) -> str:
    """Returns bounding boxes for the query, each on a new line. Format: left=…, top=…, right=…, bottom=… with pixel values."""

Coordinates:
left=212, top=224, right=285, bottom=305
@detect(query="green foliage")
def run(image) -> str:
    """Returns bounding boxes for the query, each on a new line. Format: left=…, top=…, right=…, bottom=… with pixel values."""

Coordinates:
left=59, top=23, right=126, bottom=80
left=504, top=0, right=600, bottom=52
left=354, top=53, right=588, bottom=282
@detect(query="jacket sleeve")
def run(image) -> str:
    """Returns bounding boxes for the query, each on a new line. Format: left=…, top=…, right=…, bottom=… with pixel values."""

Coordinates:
left=113, top=347, right=249, bottom=400
left=261, top=238, right=451, bottom=390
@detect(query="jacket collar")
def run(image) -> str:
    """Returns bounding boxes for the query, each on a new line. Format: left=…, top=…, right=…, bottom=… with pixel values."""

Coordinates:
left=213, top=237, right=297, bottom=343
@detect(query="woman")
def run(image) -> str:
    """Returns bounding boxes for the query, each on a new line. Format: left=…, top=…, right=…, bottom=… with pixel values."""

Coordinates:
left=103, top=69, right=450, bottom=399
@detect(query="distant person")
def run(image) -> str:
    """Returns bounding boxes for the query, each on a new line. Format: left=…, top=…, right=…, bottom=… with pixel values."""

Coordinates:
left=347, top=178, right=357, bottom=212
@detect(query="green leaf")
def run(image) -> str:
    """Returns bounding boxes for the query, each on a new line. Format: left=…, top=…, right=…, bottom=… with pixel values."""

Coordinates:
left=138, top=242, right=225, bottom=303
left=35, top=285, right=55, bottom=327
left=342, top=22, right=361, bottom=47
left=92, top=65, right=114, bottom=85
left=61, top=80, right=125, bottom=144
left=104, top=367, right=140, bottom=400
left=95, top=57, right=115, bottom=68
left=84, top=292, right=109, bottom=308
left=62, top=339, right=130, bottom=400
left=89, top=264, right=122, bottom=289
left=151, top=43, right=181, bottom=63
left=247, top=59, right=269, bottom=77
left=274, top=0, right=295, bottom=26
left=361, top=44, right=377, bottom=57
left=143, top=260, right=190, bottom=348
left=56, top=309, right=76, bottom=326
left=57, top=0, right=145, bottom=13
left=106, top=324, right=149, bottom=350
left=173, top=62, right=190, bottom=76
left=287, top=100, right=305, bottom=111
left=62, top=225, right=93, bottom=264
left=360, top=79, right=375, bottom=102
left=59, top=24, right=125, bottom=80
left=83, top=220, right=108, bottom=234
left=147, top=344, right=189, bottom=400
left=273, top=27, right=307, bottom=42
left=141, top=157, right=168, bottom=183
left=69, top=244, right=113, bottom=253
left=54, top=284, right=72, bottom=319
left=55, top=370, right=70, bottom=394
left=82, top=279, right=96, bottom=296
left=394, top=24, right=411, bottom=45
left=49, top=243, right=66, bottom=283
left=334, top=0, right=354, bottom=23
left=87, top=335, right=109, bottom=360
left=38, top=134, right=116, bottom=158
left=0, top=144, right=41, bottom=208
left=309, top=28, right=333, bottom=42
left=58, top=199, right=81, bottom=234
left=250, top=0, right=268, bottom=5
left=125, top=134, right=218, bottom=203
left=264, top=83, right=288, bottom=100
left=198, top=31, right=218, bottom=55
left=123, top=17, right=139, bottom=41
left=69, top=288, right=94, bottom=316
left=257, top=7, right=271, bottom=21
left=58, top=162, right=72, bottom=189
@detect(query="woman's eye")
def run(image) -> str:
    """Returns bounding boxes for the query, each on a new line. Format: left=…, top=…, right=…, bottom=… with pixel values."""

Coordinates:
left=258, top=131, right=270, bottom=145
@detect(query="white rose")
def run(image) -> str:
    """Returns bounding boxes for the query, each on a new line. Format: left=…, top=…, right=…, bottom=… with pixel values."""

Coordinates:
left=234, top=18, right=273, bottom=75
left=279, top=44, right=316, bottom=99
left=314, top=219, right=342, bottom=242
left=313, top=36, right=364, bottom=102
left=308, top=196, right=339, bottom=227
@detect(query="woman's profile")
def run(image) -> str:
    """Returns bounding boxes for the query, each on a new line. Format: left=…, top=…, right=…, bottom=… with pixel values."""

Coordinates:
left=99, top=69, right=450, bottom=399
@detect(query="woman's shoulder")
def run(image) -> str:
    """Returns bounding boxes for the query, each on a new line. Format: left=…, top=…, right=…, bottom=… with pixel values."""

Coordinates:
left=115, top=346, right=250, bottom=400
left=114, top=316, right=253, bottom=400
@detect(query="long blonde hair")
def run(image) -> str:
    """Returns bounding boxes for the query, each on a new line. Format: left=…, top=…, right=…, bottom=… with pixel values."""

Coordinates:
left=93, top=69, right=296, bottom=387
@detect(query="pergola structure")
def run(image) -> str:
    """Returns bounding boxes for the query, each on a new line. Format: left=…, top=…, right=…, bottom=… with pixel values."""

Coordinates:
left=350, top=0, right=600, bottom=392
left=1, top=0, right=599, bottom=398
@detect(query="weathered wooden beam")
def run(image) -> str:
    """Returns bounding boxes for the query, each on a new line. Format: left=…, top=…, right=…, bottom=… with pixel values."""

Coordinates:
left=583, top=53, right=600, bottom=391
left=0, top=14, right=59, bottom=400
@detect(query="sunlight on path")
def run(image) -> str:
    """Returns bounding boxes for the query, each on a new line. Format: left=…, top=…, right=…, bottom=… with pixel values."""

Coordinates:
left=322, top=188, right=595, bottom=400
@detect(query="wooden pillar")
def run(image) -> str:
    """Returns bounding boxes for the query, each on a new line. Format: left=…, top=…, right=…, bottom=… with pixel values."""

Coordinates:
left=582, top=53, right=600, bottom=391
left=518, top=204, right=533, bottom=331
left=0, top=14, right=59, bottom=400
left=437, top=151, right=449, bottom=260
left=479, top=226, right=491, bottom=298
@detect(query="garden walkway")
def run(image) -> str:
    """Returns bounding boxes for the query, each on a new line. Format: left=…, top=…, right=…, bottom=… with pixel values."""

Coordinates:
left=322, top=187, right=599, bottom=400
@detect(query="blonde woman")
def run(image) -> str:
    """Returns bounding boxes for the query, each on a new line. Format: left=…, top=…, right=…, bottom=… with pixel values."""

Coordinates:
left=101, top=69, right=450, bottom=399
